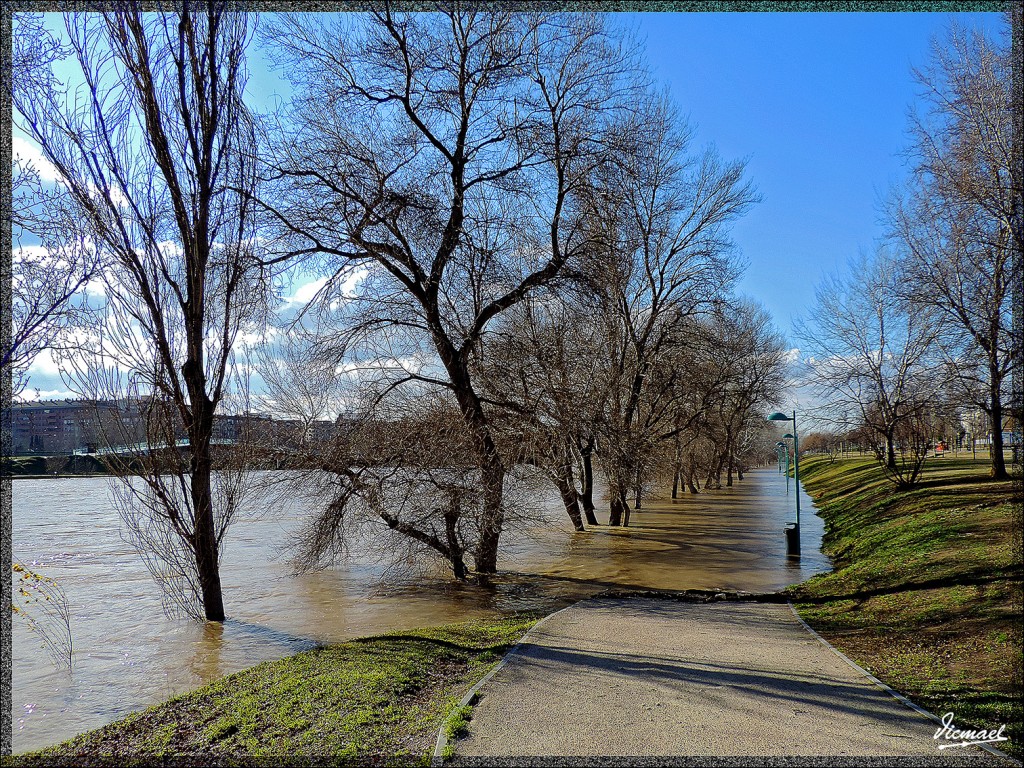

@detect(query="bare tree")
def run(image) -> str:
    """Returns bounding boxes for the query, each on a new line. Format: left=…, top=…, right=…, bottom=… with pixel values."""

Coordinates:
left=254, top=326, right=345, bottom=446
left=268, top=392, right=544, bottom=582
left=581, top=95, right=758, bottom=524
left=889, top=18, right=1019, bottom=480
left=258, top=10, right=642, bottom=573
left=11, top=561, right=73, bottom=671
left=13, top=4, right=268, bottom=621
left=474, top=289, right=614, bottom=531
left=5, top=14, right=98, bottom=395
left=476, top=95, right=764, bottom=523
left=699, top=301, right=788, bottom=487
left=795, top=251, right=946, bottom=489
left=650, top=303, right=785, bottom=496
left=801, top=431, right=844, bottom=464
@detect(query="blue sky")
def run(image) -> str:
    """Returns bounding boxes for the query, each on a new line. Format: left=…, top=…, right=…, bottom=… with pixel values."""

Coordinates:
left=620, top=11, right=1004, bottom=332
left=20, top=10, right=1006, bottom=398
left=238, top=9, right=1004, bottom=333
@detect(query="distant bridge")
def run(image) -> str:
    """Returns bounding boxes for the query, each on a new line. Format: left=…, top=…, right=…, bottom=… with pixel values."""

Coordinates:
left=74, top=438, right=238, bottom=457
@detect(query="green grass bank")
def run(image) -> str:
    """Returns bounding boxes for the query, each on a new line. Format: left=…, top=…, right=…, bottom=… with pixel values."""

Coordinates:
left=6, top=614, right=540, bottom=767
left=788, top=454, right=1023, bottom=758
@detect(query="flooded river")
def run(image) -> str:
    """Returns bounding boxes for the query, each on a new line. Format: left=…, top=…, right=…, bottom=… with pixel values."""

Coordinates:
left=11, top=467, right=828, bottom=753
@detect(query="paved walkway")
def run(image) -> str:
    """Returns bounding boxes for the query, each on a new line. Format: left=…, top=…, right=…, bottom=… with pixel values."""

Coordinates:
left=455, top=599, right=1008, bottom=760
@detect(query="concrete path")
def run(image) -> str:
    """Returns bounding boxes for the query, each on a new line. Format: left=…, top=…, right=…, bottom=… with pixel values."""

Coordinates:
left=455, top=599, right=1008, bottom=760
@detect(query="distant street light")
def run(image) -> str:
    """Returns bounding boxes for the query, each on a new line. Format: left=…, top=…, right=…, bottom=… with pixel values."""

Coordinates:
left=775, top=440, right=790, bottom=493
left=768, top=410, right=801, bottom=557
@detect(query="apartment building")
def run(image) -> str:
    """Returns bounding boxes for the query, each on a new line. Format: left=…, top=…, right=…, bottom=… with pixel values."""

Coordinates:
left=10, top=399, right=122, bottom=455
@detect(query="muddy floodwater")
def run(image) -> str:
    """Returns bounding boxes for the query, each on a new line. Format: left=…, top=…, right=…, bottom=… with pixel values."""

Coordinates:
left=11, top=467, right=828, bottom=753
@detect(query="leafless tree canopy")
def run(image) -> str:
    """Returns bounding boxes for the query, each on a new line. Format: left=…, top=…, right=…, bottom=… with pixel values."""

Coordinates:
left=22, top=8, right=986, bottom=591
left=887, top=20, right=1020, bottom=479
left=13, top=4, right=272, bottom=621
left=6, top=15, right=99, bottom=395
left=795, top=252, right=949, bottom=488
left=561, top=94, right=760, bottom=523
left=254, top=10, right=651, bottom=573
left=239, top=8, right=787, bottom=579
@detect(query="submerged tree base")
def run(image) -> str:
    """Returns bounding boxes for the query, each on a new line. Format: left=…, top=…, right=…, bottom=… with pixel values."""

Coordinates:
left=10, top=615, right=540, bottom=766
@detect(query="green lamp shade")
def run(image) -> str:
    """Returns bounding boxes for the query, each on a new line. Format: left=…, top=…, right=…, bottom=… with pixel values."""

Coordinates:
left=783, top=433, right=795, bottom=439
left=767, top=412, right=790, bottom=421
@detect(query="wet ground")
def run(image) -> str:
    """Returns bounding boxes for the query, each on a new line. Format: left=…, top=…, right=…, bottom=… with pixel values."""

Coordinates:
left=10, top=466, right=828, bottom=752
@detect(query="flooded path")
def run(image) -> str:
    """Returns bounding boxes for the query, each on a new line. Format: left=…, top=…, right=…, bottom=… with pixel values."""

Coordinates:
left=11, top=466, right=828, bottom=753
left=505, top=467, right=828, bottom=594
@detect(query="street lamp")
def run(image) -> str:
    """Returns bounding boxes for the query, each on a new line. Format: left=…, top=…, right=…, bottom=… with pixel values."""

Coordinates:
left=775, top=440, right=790, bottom=493
left=768, top=410, right=801, bottom=557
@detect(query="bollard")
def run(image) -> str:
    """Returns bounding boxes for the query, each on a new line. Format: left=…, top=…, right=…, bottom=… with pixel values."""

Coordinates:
left=785, top=522, right=801, bottom=558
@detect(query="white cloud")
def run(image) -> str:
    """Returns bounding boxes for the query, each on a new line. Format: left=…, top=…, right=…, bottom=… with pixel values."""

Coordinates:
left=339, top=268, right=366, bottom=298
left=15, top=135, right=128, bottom=206
left=156, top=240, right=183, bottom=258
left=283, top=269, right=367, bottom=308
left=83, top=278, right=106, bottom=298
left=26, top=348, right=63, bottom=378
left=235, top=327, right=278, bottom=349
left=12, top=243, right=50, bottom=264
left=16, top=388, right=78, bottom=402
left=13, top=135, right=62, bottom=184
left=287, top=277, right=329, bottom=306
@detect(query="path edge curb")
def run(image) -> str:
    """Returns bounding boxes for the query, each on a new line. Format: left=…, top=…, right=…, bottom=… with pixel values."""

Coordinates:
left=431, top=603, right=576, bottom=766
left=787, top=601, right=1020, bottom=765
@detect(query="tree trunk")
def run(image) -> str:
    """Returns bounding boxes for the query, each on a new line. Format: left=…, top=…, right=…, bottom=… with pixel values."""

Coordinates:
left=715, top=450, right=727, bottom=489
left=614, top=493, right=630, bottom=528
left=442, top=353, right=505, bottom=575
left=633, top=466, right=642, bottom=510
left=189, top=397, right=225, bottom=622
left=989, top=364, right=1009, bottom=479
left=671, top=443, right=681, bottom=499
left=608, top=489, right=629, bottom=527
left=687, top=459, right=700, bottom=494
left=554, top=471, right=585, bottom=532
left=711, top=451, right=725, bottom=489
left=886, top=432, right=897, bottom=471
left=443, top=504, right=467, bottom=581
left=185, top=288, right=225, bottom=622
left=580, top=440, right=598, bottom=526
left=608, top=498, right=621, bottom=526
left=474, top=453, right=505, bottom=573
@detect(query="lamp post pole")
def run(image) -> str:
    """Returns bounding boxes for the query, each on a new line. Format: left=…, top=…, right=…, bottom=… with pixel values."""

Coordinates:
left=775, top=440, right=790, bottom=493
left=785, top=443, right=790, bottom=494
left=768, top=410, right=801, bottom=557
left=792, top=410, right=801, bottom=530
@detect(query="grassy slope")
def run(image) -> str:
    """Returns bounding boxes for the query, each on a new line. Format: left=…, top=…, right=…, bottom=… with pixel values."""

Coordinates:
left=8, top=614, right=540, bottom=767
left=788, top=455, right=1022, bottom=757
